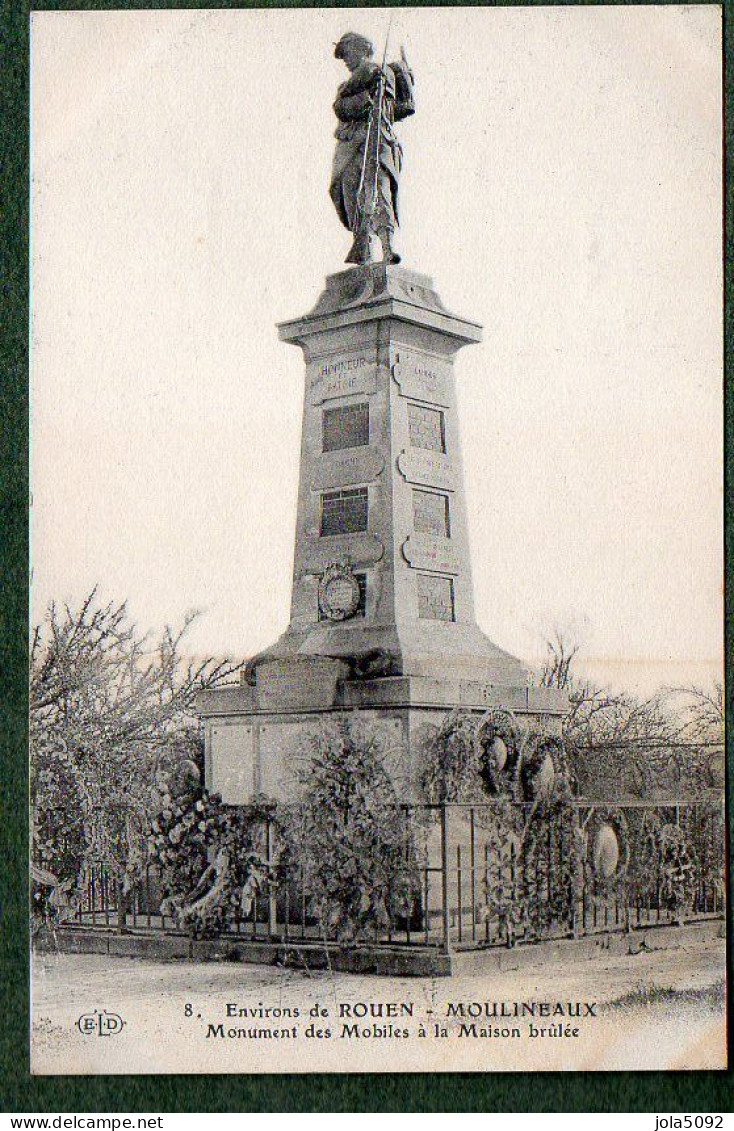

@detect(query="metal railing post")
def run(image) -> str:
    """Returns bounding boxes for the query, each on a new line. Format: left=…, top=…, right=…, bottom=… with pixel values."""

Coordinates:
left=440, top=803, right=452, bottom=955
left=265, top=819, right=277, bottom=939
left=571, top=806, right=581, bottom=939
left=115, top=877, right=126, bottom=934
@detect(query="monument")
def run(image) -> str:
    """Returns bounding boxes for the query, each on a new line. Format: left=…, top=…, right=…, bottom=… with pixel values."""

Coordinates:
left=197, top=33, right=568, bottom=803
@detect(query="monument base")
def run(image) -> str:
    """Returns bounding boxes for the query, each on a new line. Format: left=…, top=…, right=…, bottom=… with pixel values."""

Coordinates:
left=196, top=673, right=567, bottom=805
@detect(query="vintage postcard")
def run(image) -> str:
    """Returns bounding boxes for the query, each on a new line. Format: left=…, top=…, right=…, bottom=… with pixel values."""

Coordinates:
left=29, top=5, right=725, bottom=1074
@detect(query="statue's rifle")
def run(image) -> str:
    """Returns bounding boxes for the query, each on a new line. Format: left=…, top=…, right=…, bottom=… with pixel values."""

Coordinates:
left=354, top=21, right=392, bottom=236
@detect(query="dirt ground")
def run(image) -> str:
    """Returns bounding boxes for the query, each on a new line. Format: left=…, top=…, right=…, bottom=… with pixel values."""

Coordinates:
left=31, top=933, right=726, bottom=1074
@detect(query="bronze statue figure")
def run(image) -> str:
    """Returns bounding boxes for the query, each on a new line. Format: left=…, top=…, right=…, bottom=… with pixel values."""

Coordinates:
left=329, top=32, right=415, bottom=266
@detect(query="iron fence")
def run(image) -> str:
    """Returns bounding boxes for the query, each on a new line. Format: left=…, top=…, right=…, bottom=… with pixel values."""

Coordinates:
left=71, top=798, right=725, bottom=953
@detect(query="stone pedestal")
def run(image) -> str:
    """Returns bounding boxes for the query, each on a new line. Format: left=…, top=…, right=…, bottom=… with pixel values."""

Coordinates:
left=197, top=263, right=567, bottom=803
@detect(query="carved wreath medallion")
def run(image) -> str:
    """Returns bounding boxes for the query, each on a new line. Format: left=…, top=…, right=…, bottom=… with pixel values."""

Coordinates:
left=318, top=562, right=360, bottom=621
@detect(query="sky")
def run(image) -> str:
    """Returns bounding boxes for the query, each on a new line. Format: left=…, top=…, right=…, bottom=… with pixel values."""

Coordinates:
left=30, top=6, right=723, bottom=695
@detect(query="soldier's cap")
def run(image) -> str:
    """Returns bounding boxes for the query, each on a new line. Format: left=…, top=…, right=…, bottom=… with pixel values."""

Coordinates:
left=334, top=33, right=374, bottom=61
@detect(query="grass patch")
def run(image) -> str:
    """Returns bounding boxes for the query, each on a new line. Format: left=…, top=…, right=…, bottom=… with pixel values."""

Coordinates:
left=604, top=979, right=725, bottom=1012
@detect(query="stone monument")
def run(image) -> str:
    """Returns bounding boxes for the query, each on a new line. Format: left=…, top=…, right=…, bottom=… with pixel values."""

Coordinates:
left=197, top=34, right=567, bottom=803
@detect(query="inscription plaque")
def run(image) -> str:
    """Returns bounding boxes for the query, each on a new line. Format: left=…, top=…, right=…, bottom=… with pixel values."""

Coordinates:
left=402, top=534, right=459, bottom=575
left=413, top=489, right=450, bottom=538
left=311, top=448, right=384, bottom=491
left=309, top=356, right=376, bottom=404
left=391, top=350, right=450, bottom=406
left=209, top=723, right=255, bottom=805
left=408, top=403, right=445, bottom=452
left=398, top=448, right=455, bottom=491
left=322, top=402, right=369, bottom=451
left=259, top=722, right=308, bottom=802
left=320, top=487, right=368, bottom=536
left=417, top=574, right=455, bottom=622
left=300, top=532, right=384, bottom=575
left=256, top=659, right=343, bottom=712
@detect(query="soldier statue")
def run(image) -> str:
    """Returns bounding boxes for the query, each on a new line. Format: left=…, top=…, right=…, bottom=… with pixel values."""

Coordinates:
left=329, top=32, right=415, bottom=266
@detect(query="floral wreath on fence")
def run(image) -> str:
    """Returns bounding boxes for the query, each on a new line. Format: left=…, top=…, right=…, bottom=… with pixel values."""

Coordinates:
left=624, top=807, right=662, bottom=899
left=582, top=806, right=630, bottom=888
left=515, top=731, right=568, bottom=803
left=475, top=709, right=521, bottom=796
left=478, top=792, right=524, bottom=944
left=658, top=822, right=698, bottom=918
left=149, top=788, right=278, bottom=938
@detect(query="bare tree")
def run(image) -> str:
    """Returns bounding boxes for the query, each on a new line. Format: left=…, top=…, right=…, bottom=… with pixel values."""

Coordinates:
left=537, top=629, right=723, bottom=800
left=539, top=627, right=580, bottom=691
left=660, top=683, right=723, bottom=744
left=31, top=589, right=243, bottom=919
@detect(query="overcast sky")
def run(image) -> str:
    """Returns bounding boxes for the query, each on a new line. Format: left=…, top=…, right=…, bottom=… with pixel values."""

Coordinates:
left=30, top=5, right=722, bottom=694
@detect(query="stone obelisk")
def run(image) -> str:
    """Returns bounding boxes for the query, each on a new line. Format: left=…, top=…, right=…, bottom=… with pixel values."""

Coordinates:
left=264, top=264, right=530, bottom=689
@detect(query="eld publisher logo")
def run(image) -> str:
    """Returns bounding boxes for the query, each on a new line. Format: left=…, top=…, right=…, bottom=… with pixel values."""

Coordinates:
left=77, top=1010, right=125, bottom=1037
